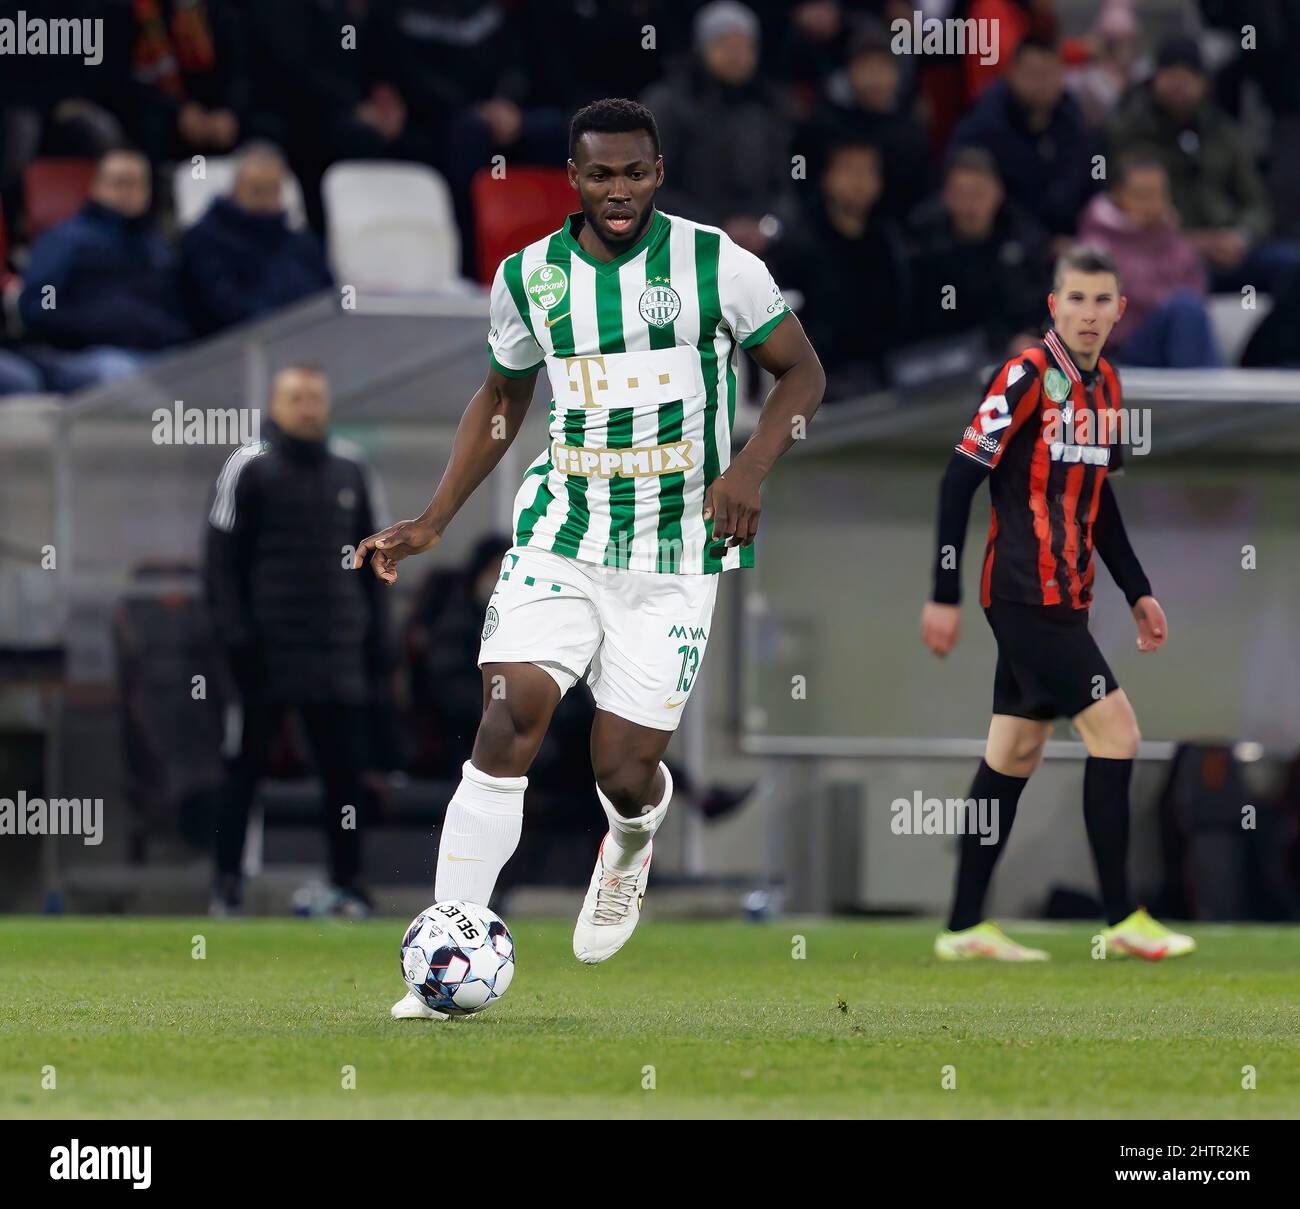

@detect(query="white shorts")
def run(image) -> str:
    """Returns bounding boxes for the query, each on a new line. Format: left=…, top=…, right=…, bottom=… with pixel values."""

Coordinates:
left=477, top=545, right=719, bottom=732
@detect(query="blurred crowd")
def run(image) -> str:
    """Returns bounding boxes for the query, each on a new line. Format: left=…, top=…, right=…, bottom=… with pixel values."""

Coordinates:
left=3, top=0, right=1300, bottom=399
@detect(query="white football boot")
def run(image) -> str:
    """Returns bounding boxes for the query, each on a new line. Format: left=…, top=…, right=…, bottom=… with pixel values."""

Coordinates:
left=390, top=990, right=448, bottom=1020
left=573, top=836, right=653, bottom=964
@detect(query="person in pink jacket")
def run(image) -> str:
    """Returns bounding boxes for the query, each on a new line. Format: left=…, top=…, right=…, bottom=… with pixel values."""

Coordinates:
left=1077, top=155, right=1222, bottom=366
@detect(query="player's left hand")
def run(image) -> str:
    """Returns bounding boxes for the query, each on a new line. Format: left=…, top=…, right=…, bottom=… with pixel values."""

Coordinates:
left=703, top=466, right=762, bottom=547
left=1132, top=595, right=1167, bottom=652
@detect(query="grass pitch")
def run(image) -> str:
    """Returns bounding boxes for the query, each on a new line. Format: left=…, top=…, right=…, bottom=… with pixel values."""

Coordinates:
left=2, top=917, right=1297, bottom=1119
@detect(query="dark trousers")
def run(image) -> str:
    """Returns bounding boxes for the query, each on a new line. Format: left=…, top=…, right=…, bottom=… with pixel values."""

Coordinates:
left=214, top=694, right=367, bottom=888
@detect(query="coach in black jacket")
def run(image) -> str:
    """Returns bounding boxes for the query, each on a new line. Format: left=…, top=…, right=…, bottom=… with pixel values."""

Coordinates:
left=205, top=364, right=392, bottom=915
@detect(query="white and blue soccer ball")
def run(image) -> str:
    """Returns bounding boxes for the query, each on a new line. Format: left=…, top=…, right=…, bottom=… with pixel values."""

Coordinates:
left=400, top=900, right=515, bottom=1016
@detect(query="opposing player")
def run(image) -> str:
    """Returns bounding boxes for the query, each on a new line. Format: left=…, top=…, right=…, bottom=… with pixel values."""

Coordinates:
left=357, top=98, right=824, bottom=1017
left=920, top=246, right=1194, bottom=962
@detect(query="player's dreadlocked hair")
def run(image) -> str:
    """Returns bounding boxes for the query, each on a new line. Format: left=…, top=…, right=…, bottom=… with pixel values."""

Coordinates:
left=568, top=98, right=661, bottom=161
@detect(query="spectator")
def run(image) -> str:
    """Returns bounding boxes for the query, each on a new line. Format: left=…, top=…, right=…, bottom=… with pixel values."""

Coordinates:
left=749, top=0, right=857, bottom=109
left=376, top=0, right=568, bottom=277
left=643, top=1, right=792, bottom=254
left=18, top=148, right=189, bottom=392
left=949, top=35, right=1100, bottom=239
left=1242, top=264, right=1300, bottom=367
left=804, top=20, right=933, bottom=222
left=0, top=0, right=134, bottom=231
left=1108, top=36, right=1300, bottom=293
left=1066, top=0, right=1145, bottom=130
left=1077, top=155, right=1220, bottom=368
left=963, top=0, right=1059, bottom=103
left=243, top=0, right=419, bottom=233
left=535, top=1, right=688, bottom=111
left=128, top=0, right=250, bottom=162
left=182, top=142, right=333, bottom=335
left=907, top=147, right=1047, bottom=357
left=767, top=140, right=909, bottom=398
left=205, top=364, right=395, bottom=917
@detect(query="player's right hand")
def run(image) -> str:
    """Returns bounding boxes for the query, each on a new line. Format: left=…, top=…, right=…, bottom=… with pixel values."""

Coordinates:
left=920, top=601, right=961, bottom=657
left=353, top=518, right=440, bottom=584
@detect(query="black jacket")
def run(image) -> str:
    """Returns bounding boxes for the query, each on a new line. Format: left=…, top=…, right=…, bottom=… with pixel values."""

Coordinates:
left=949, top=78, right=1100, bottom=236
left=19, top=201, right=190, bottom=351
left=905, top=194, right=1049, bottom=351
left=204, top=420, right=392, bottom=704
left=182, top=197, right=333, bottom=335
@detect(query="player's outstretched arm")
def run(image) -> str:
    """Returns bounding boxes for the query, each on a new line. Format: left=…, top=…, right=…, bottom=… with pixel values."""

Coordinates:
left=1093, top=479, right=1166, bottom=651
left=921, top=452, right=989, bottom=657
left=704, top=313, right=825, bottom=547
left=353, top=366, right=539, bottom=583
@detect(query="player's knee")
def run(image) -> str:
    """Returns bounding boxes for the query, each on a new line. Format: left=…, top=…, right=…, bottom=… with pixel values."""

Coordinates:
left=474, top=699, right=543, bottom=771
left=595, top=758, right=660, bottom=817
left=1013, top=733, right=1047, bottom=765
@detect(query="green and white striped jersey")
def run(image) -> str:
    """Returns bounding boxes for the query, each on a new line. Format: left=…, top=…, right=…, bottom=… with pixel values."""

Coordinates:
left=487, top=209, right=790, bottom=575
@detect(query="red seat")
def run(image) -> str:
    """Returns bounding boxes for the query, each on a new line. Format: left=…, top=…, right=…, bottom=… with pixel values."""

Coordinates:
left=23, top=158, right=98, bottom=241
left=471, top=166, right=575, bottom=284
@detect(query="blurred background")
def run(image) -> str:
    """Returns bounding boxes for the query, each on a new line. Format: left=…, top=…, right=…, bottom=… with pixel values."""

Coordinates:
left=1, top=0, right=1299, bottom=924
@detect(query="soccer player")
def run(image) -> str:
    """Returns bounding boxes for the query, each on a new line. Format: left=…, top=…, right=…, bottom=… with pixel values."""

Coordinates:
left=356, top=98, right=825, bottom=1017
left=920, top=246, right=1194, bottom=962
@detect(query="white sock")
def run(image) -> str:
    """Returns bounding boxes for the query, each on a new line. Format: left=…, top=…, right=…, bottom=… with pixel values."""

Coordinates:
left=598, top=762, right=673, bottom=873
left=434, top=761, right=526, bottom=906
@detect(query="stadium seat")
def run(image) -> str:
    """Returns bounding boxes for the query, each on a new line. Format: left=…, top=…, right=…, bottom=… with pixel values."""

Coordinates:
left=1208, top=292, right=1273, bottom=366
left=22, top=158, right=98, bottom=240
left=172, top=157, right=308, bottom=230
left=322, top=161, right=460, bottom=292
left=471, top=166, right=575, bottom=284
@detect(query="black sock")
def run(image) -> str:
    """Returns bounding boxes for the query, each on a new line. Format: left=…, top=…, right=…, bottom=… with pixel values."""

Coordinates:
left=1084, top=756, right=1135, bottom=926
left=947, top=760, right=1028, bottom=932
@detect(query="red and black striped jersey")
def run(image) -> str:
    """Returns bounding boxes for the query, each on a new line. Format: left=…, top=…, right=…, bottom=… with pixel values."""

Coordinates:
left=955, top=329, right=1124, bottom=610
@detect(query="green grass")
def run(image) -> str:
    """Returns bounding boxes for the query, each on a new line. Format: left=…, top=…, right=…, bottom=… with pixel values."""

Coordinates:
left=2, top=917, right=1297, bottom=1119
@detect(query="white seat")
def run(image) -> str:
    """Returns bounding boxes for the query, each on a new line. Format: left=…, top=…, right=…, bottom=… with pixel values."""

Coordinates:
left=1207, top=292, right=1273, bottom=366
left=172, top=157, right=308, bottom=230
left=321, top=161, right=460, bottom=293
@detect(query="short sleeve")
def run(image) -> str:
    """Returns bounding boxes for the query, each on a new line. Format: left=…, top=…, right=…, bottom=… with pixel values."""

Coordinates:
left=719, top=236, right=790, bottom=349
left=487, top=258, right=544, bottom=378
left=955, top=357, right=1041, bottom=471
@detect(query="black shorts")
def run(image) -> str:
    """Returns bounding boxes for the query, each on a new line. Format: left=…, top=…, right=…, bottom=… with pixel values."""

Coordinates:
left=983, top=598, right=1119, bottom=721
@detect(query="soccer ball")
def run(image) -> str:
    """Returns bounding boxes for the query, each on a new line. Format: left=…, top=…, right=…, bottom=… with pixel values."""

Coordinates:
left=399, top=900, right=515, bottom=1015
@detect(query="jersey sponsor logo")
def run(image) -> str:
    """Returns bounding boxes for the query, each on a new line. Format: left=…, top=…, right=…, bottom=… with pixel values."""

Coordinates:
left=1048, top=442, right=1111, bottom=465
left=553, top=439, right=695, bottom=478
left=525, top=264, right=569, bottom=313
left=977, top=393, right=1011, bottom=434
left=667, top=624, right=707, bottom=639
left=548, top=347, right=703, bottom=410
left=1043, top=367, right=1071, bottom=403
left=639, top=277, right=681, bottom=328
left=481, top=605, right=499, bottom=640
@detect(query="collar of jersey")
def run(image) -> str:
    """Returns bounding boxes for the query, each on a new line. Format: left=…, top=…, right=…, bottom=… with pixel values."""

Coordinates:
left=1043, top=327, right=1100, bottom=384
left=561, top=208, right=669, bottom=273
